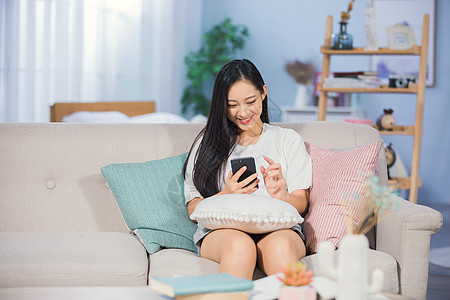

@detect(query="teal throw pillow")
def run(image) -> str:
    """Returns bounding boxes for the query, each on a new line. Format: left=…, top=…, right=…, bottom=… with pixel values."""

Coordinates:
left=101, top=152, right=197, bottom=254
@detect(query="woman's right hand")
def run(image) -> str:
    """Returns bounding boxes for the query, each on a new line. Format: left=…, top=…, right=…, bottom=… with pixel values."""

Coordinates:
left=221, top=166, right=259, bottom=195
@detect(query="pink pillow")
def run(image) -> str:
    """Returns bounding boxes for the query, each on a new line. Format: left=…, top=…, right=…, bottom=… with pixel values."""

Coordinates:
left=303, top=140, right=383, bottom=254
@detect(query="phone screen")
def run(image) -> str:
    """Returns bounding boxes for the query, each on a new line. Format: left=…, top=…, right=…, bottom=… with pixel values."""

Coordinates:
left=231, top=157, right=258, bottom=188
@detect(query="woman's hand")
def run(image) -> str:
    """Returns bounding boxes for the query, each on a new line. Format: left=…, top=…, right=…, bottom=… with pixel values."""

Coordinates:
left=260, top=156, right=288, bottom=201
left=189, top=167, right=259, bottom=218
left=220, top=166, right=259, bottom=195
left=260, top=156, right=309, bottom=214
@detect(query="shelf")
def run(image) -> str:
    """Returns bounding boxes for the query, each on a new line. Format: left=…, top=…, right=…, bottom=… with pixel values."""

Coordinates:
left=320, top=45, right=421, bottom=55
left=318, top=83, right=417, bottom=94
left=371, top=125, right=415, bottom=136
left=317, top=14, right=429, bottom=203
left=389, top=177, right=422, bottom=190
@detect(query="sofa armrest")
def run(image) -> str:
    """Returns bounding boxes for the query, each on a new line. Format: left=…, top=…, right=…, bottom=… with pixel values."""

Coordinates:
left=376, top=196, right=443, bottom=300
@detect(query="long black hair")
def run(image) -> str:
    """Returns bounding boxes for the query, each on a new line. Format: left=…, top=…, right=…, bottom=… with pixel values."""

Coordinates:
left=183, top=59, right=269, bottom=198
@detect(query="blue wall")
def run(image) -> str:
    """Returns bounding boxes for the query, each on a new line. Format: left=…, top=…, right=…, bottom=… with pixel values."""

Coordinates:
left=201, top=0, right=450, bottom=205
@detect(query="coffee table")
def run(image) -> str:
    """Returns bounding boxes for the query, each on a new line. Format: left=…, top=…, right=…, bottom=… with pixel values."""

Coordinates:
left=0, top=286, right=414, bottom=300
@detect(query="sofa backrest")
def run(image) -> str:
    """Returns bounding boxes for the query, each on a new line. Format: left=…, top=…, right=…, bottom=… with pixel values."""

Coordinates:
left=0, top=122, right=386, bottom=234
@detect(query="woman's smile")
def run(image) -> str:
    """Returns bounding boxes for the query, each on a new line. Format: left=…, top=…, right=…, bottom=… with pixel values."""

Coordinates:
left=239, top=116, right=253, bottom=124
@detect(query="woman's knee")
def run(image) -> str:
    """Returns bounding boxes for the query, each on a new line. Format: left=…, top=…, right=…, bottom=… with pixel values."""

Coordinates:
left=224, top=231, right=257, bottom=259
left=256, top=230, right=306, bottom=275
left=201, top=229, right=257, bottom=262
left=258, top=230, right=305, bottom=258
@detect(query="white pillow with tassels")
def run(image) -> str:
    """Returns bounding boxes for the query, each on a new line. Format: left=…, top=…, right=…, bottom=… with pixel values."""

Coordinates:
left=190, top=194, right=303, bottom=234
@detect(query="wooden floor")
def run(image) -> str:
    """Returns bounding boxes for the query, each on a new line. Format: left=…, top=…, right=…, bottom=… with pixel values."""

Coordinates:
left=427, top=273, right=450, bottom=300
left=421, top=200, right=450, bottom=300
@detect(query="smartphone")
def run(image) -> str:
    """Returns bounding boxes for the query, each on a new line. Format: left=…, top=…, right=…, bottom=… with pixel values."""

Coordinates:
left=231, top=157, right=259, bottom=188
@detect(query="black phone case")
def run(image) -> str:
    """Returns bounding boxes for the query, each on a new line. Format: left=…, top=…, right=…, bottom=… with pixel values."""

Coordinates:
left=231, top=157, right=259, bottom=188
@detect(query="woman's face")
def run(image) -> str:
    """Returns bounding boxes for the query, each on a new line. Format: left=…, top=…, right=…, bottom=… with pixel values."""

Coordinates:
left=227, top=80, right=267, bottom=133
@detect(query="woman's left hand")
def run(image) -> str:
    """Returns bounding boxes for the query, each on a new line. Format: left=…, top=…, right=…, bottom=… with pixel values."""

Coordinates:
left=260, top=156, right=287, bottom=201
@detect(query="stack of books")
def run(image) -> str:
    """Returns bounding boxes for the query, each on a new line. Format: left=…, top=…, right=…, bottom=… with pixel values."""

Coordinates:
left=149, top=273, right=254, bottom=300
left=323, top=71, right=382, bottom=88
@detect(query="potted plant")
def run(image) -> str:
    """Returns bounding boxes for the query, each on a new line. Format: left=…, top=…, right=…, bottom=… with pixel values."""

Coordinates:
left=277, top=261, right=316, bottom=300
left=285, top=60, right=315, bottom=108
left=181, top=18, right=249, bottom=117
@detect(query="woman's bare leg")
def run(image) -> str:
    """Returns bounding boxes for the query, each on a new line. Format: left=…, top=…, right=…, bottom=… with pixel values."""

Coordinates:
left=256, top=229, right=306, bottom=275
left=200, top=229, right=257, bottom=279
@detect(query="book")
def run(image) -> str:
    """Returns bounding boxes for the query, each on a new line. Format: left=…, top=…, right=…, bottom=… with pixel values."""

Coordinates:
left=333, top=71, right=377, bottom=78
left=357, top=74, right=378, bottom=80
left=323, top=77, right=381, bottom=89
left=175, top=291, right=249, bottom=300
left=149, top=273, right=253, bottom=299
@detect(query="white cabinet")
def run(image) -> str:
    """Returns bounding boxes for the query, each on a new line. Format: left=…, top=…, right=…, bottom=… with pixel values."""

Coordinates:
left=281, top=106, right=364, bottom=123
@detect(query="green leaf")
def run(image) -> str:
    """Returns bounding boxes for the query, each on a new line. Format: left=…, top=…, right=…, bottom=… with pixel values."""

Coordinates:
left=181, top=18, right=249, bottom=116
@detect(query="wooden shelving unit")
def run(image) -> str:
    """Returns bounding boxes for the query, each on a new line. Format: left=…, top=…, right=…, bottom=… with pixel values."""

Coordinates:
left=317, top=14, right=429, bottom=203
left=318, top=83, right=418, bottom=94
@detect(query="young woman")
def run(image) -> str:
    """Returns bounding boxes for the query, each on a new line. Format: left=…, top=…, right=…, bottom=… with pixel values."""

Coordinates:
left=183, top=59, right=312, bottom=279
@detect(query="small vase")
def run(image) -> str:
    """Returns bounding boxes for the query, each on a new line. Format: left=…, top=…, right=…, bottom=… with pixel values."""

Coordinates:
left=317, top=235, right=384, bottom=300
left=333, top=22, right=353, bottom=50
left=294, top=83, right=313, bottom=108
left=337, top=235, right=369, bottom=300
left=279, top=285, right=317, bottom=300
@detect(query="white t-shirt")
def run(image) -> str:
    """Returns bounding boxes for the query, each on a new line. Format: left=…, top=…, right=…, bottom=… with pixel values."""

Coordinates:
left=184, top=123, right=312, bottom=203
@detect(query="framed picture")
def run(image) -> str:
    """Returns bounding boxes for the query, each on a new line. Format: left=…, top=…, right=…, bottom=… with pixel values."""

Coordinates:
left=370, top=0, right=436, bottom=86
left=386, top=23, right=416, bottom=50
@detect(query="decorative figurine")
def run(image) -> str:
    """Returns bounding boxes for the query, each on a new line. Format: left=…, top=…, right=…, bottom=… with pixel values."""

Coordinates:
left=385, top=143, right=397, bottom=179
left=364, top=0, right=379, bottom=50
left=376, top=108, right=396, bottom=131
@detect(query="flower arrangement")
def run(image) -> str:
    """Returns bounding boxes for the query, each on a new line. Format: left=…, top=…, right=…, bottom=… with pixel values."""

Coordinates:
left=285, top=60, right=315, bottom=85
left=344, top=175, right=400, bottom=235
left=341, top=0, right=355, bottom=23
left=277, top=262, right=314, bottom=286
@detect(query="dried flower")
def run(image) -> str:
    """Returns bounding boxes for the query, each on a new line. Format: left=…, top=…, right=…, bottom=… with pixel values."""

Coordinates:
left=285, top=60, right=315, bottom=84
left=277, top=262, right=314, bottom=286
left=341, top=0, right=355, bottom=23
left=344, top=175, right=400, bottom=235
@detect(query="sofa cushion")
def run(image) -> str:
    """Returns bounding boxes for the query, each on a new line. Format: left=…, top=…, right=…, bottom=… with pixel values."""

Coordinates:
left=303, top=140, right=383, bottom=254
left=148, top=249, right=268, bottom=281
left=101, top=153, right=197, bottom=254
left=190, top=194, right=303, bottom=234
left=0, top=232, right=148, bottom=287
left=300, top=249, right=399, bottom=294
left=149, top=248, right=219, bottom=278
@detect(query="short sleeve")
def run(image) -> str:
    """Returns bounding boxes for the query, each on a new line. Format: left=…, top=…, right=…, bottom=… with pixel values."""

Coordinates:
left=184, top=137, right=203, bottom=204
left=282, top=129, right=312, bottom=193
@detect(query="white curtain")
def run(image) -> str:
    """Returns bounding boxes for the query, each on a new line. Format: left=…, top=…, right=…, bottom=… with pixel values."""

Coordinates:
left=0, top=0, right=202, bottom=122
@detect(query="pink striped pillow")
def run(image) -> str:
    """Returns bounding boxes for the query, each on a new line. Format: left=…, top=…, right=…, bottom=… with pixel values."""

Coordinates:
left=303, top=140, right=383, bottom=254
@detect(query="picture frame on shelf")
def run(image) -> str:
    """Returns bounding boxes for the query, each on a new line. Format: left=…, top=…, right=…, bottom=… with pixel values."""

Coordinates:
left=370, top=0, right=436, bottom=86
left=386, top=23, right=416, bottom=50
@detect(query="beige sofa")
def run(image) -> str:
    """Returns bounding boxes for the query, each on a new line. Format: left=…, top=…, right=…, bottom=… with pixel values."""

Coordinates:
left=0, top=122, right=442, bottom=300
